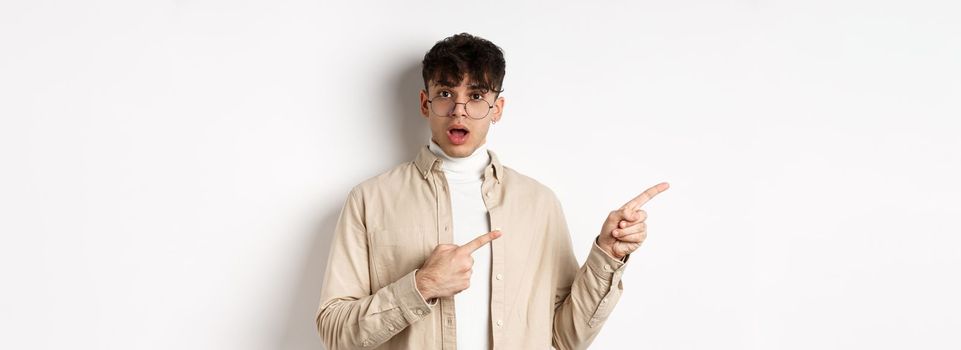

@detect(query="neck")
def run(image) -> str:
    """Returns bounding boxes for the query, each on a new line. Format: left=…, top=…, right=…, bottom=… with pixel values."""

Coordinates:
left=428, top=138, right=490, bottom=180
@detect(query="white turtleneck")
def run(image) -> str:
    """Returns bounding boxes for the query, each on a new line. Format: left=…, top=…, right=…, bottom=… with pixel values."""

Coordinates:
left=428, top=138, right=492, bottom=349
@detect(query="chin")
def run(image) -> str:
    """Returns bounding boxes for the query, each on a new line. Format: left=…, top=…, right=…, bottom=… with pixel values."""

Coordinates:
left=445, top=144, right=473, bottom=157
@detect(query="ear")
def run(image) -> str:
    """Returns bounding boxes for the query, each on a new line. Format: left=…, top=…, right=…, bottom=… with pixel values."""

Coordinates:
left=491, top=95, right=506, bottom=123
left=419, top=89, right=430, bottom=119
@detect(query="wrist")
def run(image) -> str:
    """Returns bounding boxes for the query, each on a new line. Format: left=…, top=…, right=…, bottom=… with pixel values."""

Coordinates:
left=414, top=269, right=435, bottom=300
left=596, top=234, right=624, bottom=260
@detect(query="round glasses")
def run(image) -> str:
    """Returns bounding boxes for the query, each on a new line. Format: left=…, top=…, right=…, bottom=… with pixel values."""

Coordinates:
left=426, top=96, right=494, bottom=120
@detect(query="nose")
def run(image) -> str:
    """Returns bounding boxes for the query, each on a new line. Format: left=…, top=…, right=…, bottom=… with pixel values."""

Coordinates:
left=450, top=101, right=469, bottom=118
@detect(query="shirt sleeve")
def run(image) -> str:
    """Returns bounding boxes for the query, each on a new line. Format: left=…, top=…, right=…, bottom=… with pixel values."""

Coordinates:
left=315, top=187, right=436, bottom=350
left=549, top=193, right=630, bottom=350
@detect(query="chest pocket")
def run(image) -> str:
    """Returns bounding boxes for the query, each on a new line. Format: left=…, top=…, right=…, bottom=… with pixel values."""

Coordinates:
left=368, top=227, right=431, bottom=289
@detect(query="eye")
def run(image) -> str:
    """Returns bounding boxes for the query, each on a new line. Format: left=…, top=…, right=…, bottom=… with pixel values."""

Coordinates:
left=438, top=90, right=452, bottom=98
left=470, top=93, right=484, bottom=100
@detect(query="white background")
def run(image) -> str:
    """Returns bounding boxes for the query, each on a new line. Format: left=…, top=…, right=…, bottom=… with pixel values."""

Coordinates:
left=2, top=0, right=959, bottom=349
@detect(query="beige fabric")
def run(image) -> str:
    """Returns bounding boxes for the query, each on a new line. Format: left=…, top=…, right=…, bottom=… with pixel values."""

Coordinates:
left=316, top=145, right=629, bottom=349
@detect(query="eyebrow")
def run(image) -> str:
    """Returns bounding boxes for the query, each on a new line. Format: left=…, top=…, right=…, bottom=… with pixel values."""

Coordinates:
left=468, top=83, right=492, bottom=91
left=434, top=84, right=489, bottom=92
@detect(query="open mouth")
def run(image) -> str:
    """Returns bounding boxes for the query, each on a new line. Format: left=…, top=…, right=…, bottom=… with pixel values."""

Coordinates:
left=447, top=127, right=470, bottom=145
left=448, top=128, right=469, bottom=137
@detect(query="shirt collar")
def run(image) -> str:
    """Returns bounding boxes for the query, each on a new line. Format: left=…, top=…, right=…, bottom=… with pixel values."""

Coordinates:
left=427, top=138, right=490, bottom=179
left=414, top=143, right=503, bottom=182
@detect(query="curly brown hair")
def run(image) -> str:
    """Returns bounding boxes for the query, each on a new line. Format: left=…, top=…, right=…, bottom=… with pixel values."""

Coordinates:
left=421, top=33, right=506, bottom=96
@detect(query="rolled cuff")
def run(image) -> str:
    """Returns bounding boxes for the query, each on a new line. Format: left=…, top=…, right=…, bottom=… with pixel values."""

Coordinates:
left=388, top=269, right=435, bottom=324
left=587, top=239, right=629, bottom=281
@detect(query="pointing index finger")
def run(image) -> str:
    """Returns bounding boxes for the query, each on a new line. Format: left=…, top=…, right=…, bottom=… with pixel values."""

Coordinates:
left=623, top=182, right=670, bottom=211
left=458, top=230, right=502, bottom=254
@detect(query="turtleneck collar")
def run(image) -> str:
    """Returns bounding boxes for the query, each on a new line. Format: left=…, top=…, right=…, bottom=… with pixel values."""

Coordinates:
left=428, top=137, right=491, bottom=181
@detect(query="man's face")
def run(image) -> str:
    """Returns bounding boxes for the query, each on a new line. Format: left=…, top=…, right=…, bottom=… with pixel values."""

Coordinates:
left=420, top=77, right=505, bottom=158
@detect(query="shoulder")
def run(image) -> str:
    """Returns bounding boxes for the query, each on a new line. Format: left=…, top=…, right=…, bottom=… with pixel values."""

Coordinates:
left=500, top=164, right=562, bottom=208
left=347, top=161, right=421, bottom=199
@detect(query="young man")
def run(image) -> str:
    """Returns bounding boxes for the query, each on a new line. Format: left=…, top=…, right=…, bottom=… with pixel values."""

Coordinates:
left=316, top=33, right=669, bottom=349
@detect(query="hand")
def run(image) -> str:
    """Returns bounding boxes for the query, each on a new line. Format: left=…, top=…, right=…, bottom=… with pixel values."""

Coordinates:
left=415, top=230, right=502, bottom=300
left=597, top=182, right=670, bottom=259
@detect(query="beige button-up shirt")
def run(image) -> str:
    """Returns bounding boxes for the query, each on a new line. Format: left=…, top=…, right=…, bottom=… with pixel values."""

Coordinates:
left=316, top=145, right=629, bottom=349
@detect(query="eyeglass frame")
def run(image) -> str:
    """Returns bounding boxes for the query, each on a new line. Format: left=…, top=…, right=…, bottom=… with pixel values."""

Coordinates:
left=424, top=90, right=501, bottom=120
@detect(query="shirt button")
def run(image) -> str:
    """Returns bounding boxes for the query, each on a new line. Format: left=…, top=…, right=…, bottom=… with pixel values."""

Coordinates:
left=363, top=340, right=370, bottom=347
left=444, top=225, right=449, bottom=231
left=601, top=298, right=608, bottom=304
left=604, top=264, right=612, bottom=272
left=486, top=191, right=492, bottom=197
left=388, top=325, right=395, bottom=331
left=495, top=273, right=503, bottom=280
left=414, top=309, right=423, bottom=315
left=496, top=319, right=504, bottom=327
